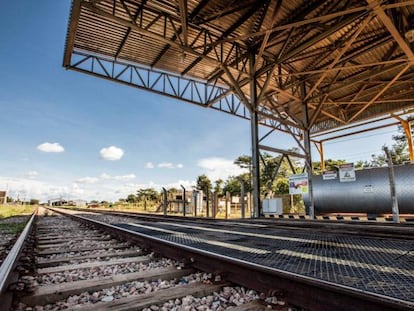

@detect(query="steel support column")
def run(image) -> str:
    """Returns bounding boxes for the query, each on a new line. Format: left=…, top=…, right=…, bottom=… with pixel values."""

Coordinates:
left=302, top=83, right=315, bottom=219
left=250, top=53, right=261, bottom=218
left=401, top=120, right=414, bottom=161
left=314, top=141, right=325, bottom=171
left=251, top=109, right=261, bottom=217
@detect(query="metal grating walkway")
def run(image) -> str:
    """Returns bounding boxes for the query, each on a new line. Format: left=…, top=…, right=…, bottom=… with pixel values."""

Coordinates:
left=115, top=220, right=414, bottom=304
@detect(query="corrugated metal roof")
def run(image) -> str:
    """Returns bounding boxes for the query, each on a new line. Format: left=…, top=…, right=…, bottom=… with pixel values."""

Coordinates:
left=64, top=0, right=414, bottom=134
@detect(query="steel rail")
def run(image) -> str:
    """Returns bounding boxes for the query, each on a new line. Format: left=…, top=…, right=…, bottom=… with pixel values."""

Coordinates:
left=68, top=207, right=414, bottom=239
left=0, top=211, right=36, bottom=294
left=50, top=207, right=414, bottom=311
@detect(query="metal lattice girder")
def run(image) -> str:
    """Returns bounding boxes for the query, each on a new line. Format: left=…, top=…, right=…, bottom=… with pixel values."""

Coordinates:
left=68, top=51, right=302, bottom=133
left=69, top=51, right=246, bottom=113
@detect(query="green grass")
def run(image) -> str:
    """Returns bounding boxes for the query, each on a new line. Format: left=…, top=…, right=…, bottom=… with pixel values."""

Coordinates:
left=0, top=222, right=27, bottom=234
left=0, top=205, right=34, bottom=234
left=0, top=205, right=35, bottom=219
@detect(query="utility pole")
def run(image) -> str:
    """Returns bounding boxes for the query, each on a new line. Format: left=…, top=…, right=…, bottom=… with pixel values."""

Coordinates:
left=385, top=147, right=400, bottom=223
left=162, top=187, right=167, bottom=216
left=180, top=185, right=186, bottom=217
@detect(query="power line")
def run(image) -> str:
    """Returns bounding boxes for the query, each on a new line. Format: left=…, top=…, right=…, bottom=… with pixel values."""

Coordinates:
left=327, top=150, right=382, bottom=159
left=323, top=130, right=396, bottom=145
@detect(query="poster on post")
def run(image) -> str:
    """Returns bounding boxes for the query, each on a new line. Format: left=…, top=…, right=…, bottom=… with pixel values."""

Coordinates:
left=288, top=173, right=309, bottom=194
left=339, top=163, right=356, bottom=182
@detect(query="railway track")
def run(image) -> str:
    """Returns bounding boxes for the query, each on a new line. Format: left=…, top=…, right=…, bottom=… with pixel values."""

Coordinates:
left=2, top=207, right=414, bottom=310
left=2, top=208, right=281, bottom=311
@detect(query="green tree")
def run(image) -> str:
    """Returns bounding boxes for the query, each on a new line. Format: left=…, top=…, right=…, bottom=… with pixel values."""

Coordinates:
left=357, top=125, right=412, bottom=167
left=196, top=174, right=212, bottom=192
left=260, top=153, right=282, bottom=196
left=234, top=155, right=251, bottom=169
left=368, top=151, right=387, bottom=167
left=275, top=178, right=289, bottom=195
left=126, top=194, right=137, bottom=203
left=136, top=188, right=160, bottom=202
left=312, top=159, right=347, bottom=174
left=386, top=125, right=411, bottom=164
left=355, top=160, right=372, bottom=169
left=223, top=176, right=241, bottom=196
left=30, top=199, right=39, bottom=205
left=256, top=152, right=301, bottom=197
left=213, top=179, right=224, bottom=197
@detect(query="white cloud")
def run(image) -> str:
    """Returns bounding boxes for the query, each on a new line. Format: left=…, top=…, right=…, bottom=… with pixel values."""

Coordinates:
left=71, top=183, right=85, bottom=195
left=114, top=174, right=136, bottom=181
left=76, top=177, right=99, bottom=184
left=99, top=173, right=136, bottom=181
left=158, top=162, right=183, bottom=169
left=0, top=178, right=72, bottom=202
left=37, top=142, right=64, bottom=153
left=100, top=146, right=124, bottom=161
left=197, top=157, right=248, bottom=181
left=145, top=162, right=154, bottom=169
left=158, top=162, right=174, bottom=169
left=100, top=173, right=111, bottom=179
left=24, top=171, right=39, bottom=179
left=164, top=179, right=195, bottom=190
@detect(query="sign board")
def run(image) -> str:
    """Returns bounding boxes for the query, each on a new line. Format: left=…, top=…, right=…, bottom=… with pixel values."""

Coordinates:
left=363, top=185, right=373, bottom=193
left=322, top=170, right=337, bottom=180
left=289, top=173, right=308, bottom=194
left=339, top=163, right=356, bottom=182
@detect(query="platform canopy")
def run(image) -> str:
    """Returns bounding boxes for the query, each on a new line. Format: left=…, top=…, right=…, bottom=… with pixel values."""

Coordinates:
left=64, top=0, right=414, bottom=136
left=64, top=0, right=414, bottom=217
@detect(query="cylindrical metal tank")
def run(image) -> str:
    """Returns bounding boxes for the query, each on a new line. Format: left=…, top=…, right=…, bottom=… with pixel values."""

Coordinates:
left=303, top=163, right=414, bottom=214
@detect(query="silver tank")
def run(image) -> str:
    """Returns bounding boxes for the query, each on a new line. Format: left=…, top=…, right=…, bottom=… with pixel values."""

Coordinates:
left=303, top=163, right=414, bottom=214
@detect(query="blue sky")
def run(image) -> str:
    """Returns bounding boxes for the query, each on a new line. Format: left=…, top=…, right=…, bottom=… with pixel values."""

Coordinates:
left=0, top=1, right=397, bottom=202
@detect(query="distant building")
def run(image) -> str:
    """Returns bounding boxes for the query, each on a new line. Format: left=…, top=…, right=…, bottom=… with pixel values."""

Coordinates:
left=50, top=200, right=68, bottom=206
left=68, top=200, right=87, bottom=207
left=0, top=191, right=6, bottom=204
left=48, top=199, right=87, bottom=207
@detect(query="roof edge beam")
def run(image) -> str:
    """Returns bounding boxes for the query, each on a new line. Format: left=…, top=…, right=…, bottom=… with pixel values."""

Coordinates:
left=63, top=0, right=82, bottom=67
